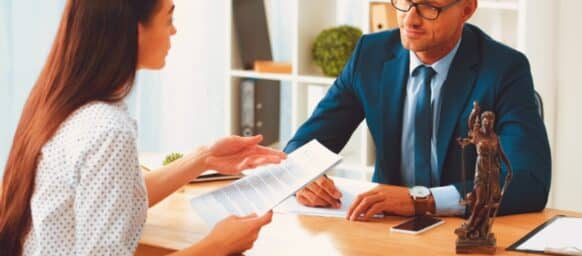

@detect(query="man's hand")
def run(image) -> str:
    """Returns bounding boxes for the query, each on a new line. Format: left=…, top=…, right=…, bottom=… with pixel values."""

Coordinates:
left=295, top=175, right=342, bottom=208
left=347, top=184, right=414, bottom=221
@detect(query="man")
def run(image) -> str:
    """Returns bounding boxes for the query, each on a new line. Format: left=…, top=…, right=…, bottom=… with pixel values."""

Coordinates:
left=283, top=0, right=551, bottom=221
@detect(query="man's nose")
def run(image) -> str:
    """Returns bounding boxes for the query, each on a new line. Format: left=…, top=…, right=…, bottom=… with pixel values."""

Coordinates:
left=403, top=5, right=423, bottom=27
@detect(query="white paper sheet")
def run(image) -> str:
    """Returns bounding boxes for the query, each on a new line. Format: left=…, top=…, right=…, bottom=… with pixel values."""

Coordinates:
left=516, top=216, right=582, bottom=254
left=189, top=140, right=342, bottom=227
left=274, top=177, right=379, bottom=218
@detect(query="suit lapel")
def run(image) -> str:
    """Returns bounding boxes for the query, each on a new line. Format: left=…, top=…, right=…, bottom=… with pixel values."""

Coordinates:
left=378, top=46, right=409, bottom=183
left=434, top=27, right=480, bottom=184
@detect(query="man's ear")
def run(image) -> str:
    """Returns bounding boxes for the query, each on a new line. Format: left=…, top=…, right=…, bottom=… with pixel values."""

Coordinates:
left=137, top=22, right=144, bottom=36
left=137, top=22, right=145, bottom=44
left=462, top=0, right=478, bottom=21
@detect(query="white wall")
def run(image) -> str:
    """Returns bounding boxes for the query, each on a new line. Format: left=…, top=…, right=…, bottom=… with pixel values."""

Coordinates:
left=551, top=0, right=582, bottom=212
left=156, top=0, right=228, bottom=152
left=129, top=0, right=230, bottom=153
left=0, top=1, right=11, bottom=174
left=0, top=1, right=65, bottom=178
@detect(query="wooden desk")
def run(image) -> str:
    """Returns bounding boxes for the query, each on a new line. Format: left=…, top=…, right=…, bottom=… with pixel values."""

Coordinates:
left=137, top=181, right=582, bottom=255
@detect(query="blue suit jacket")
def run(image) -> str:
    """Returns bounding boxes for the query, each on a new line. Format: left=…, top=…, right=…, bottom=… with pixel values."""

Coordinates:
left=283, top=24, right=551, bottom=215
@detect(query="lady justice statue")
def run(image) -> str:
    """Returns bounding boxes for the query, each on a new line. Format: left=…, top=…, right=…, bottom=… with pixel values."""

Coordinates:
left=455, top=102, right=513, bottom=254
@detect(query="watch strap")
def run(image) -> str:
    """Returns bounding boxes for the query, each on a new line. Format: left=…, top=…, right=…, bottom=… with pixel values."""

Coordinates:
left=412, top=193, right=435, bottom=216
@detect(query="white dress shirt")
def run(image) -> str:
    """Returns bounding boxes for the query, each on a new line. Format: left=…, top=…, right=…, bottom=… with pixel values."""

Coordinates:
left=400, top=39, right=466, bottom=216
left=23, top=101, right=148, bottom=255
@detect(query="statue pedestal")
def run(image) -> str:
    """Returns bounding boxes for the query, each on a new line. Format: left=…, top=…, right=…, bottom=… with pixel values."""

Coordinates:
left=456, top=233, right=496, bottom=254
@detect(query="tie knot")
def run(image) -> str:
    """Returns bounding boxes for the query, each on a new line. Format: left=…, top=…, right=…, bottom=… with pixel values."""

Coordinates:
left=414, top=65, right=436, bottom=81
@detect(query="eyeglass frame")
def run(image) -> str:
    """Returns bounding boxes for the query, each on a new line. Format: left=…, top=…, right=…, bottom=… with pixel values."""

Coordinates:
left=391, top=0, right=463, bottom=21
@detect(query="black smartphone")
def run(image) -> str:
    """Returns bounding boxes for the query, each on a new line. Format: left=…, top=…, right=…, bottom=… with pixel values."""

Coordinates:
left=390, top=215, right=444, bottom=235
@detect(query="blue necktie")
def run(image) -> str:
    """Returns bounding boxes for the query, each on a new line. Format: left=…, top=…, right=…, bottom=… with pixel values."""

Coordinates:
left=414, top=65, right=436, bottom=187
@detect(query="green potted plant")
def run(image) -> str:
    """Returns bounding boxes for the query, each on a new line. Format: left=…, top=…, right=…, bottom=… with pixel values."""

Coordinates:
left=312, top=25, right=363, bottom=77
left=163, top=152, right=184, bottom=166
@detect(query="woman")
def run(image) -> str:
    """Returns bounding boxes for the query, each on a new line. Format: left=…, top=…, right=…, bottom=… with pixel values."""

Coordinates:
left=0, top=0, right=285, bottom=255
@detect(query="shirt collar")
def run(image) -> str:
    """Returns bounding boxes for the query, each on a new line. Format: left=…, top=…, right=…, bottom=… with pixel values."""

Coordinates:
left=409, top=38, right=462, bottom=77
left=113, top=100, right=129, bottom=112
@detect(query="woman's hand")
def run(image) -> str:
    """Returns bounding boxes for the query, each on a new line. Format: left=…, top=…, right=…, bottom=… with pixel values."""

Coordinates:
left=202, top=211, right=274, bottom=255
left=203, top=135, right=286, bottom=175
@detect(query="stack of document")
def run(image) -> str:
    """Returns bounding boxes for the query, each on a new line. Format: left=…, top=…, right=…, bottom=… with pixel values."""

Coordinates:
left=189, top=140, right=342, bottom=226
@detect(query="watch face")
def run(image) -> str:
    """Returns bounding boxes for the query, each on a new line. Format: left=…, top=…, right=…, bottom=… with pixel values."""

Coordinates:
left=410, top=186, right=431, bottom=198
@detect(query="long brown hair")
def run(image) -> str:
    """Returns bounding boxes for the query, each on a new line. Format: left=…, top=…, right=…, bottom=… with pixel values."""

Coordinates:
left=0, top=0, right=159, bottom=254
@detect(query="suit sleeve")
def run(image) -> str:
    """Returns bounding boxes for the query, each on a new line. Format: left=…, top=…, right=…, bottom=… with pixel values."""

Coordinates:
left=453, top=52, right=552, bottom=216
left=283, top=36, right=367, bottom=154
left=496, top=52, right=551, bottom=215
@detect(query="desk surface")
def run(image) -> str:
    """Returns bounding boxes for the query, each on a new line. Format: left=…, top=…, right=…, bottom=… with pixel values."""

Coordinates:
left=137, top=180, right=582, bottom=256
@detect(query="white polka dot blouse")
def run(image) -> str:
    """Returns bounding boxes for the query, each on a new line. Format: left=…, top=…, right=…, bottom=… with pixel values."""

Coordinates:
left=22, top=101, right=148, bottom=256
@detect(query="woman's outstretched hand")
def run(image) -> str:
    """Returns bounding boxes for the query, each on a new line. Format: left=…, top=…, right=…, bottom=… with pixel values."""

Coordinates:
left=203, top=135, right=286, bottom=175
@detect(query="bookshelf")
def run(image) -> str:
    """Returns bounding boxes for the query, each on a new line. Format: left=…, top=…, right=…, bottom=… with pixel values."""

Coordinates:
left=226, top=0, right=375, bottom=179
left=225, top=0, right=541, bottom=180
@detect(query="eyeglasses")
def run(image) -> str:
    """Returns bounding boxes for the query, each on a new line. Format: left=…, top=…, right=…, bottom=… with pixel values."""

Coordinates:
left=391, top=0, right=462, bottom=20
